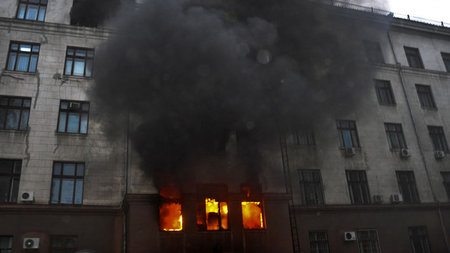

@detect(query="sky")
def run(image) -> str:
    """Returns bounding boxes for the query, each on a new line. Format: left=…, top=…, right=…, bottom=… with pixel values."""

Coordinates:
left=388, top=0, right=450, bottom=24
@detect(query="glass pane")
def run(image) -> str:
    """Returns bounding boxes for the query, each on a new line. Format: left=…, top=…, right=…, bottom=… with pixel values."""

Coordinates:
left=0, top=97, right=7, bottom=105
left=38, top=6, right=46, bottom=21
left=32, top=45, right=40, bottom=53
left=0, top=236, right=13, bottom=248
left=51, top=179, right=60, bottom=204
left=29, top=55, right=38, bottom=72
left=77, top=164, right=84, bottom=176
left=63, top=163, right=75, bottom=176
left=13, top=161, right=21, bottom=174
left=0, top=177, right=11, bottom=203
left=16, top=54, right=29, bottom=71
left=74, top=180, right=83, bottom=204
left=73, top=59, right=85, bottom=76
left=53, top=163, right=62, bottom=175
left=26, top=5, right=39, bottom=20
left=80, top=113, right=88, bottom=134
left=30, top=0, right=40, bottom=3
left=41, top=0, right=48, bottom=3
left=75, top=49, right=86, bottom=57
left=17, top=4, right=26, bottom=19
left=343, top=130, right=352, bottom=147
left=7, top=53, right=16, bottom=70
left=11, top=178, right=20, bottom=202
left=19, top=110, right=29, bottom=130
left=60, top=101, right=68, bottom=110
left=81, top=103, right=89, bottom=111
left=19, top=44, right=32, bottom=52
left=58, top=112, right=67, bottom=132
left=23, top=99, right=31, bottom=108
left=87, top=50, right=94, bottom=58
left=86, top=59, right=93, bottom=77
left=60, top=179, right=74, bottom=204
left=65, top=58, right=73, bottom=75
left=6, top=109, right=20, bottom=130
left=67, top=113, right=80, bottom=133
left=67, top=48, right=74, bottom=56
left=11, top=43, right=18, bottom=51
left=0, top=109, right=5, bottom=129
left=0, top=160, right=12, bottom=174
left=9, top=98, right=22, bottom=106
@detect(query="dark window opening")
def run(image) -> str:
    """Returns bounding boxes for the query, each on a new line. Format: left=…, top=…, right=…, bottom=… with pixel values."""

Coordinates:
left=0, top=159, right=21, bottom=204
left=404, top=47, right=424, bottom=69
left=298, top=170, right=324, bottom=206
left=337, top=120, right=360, bottom=148
left=292, top=130, right=316, bottom=146
left=64, top=47, right=94, bottom=77
left=50, top=162, right=84, bottom=205
left=428, top=126, right=449, bottom=153
left=346, top=170, right=371, bottom=204
left=50, top=236, right=77, bottom=253
left=0, top=96, right=31, bottom=131
left=385, top=123, right=407, bottom=150
left=57, top=100, right=89, bottom=134
left=6, top=41, right=40, bottom=72
left=70, top=0, right=121, bottom=27
left=357, top=230, right=381, bottom=253
left=416, top=85, right=436, bottom=110
left=441, top=172, right=450, bottom=201
left=309, top=231, right=330, bottom=253
left=363, top=41, right=384, bottom=64
left=16, top=0, right=47, bottom=22
left=375, top=80, right=395, bottom=105
left=396, top=171, right=420, bottom=204
left=0, top=236, right=13, bottom=252
left=409, top=226, right=431, bottom=253
left=441, top=52, right=450, bottom=72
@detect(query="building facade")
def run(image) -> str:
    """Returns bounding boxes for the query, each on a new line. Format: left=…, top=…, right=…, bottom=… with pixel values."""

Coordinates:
left=0, top=0, right=450, bottom=253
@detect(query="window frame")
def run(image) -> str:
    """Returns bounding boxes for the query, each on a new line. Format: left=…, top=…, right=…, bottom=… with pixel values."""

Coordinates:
left=415, top=84, right=436, bottom=110
left=50, top=235, right=78, bottom=253
left=0, top=96, right=31, bottom=131
left=384, top=123, right=407, bottom=150
left=396, top=171, right=420, bottom=204
left=309, top=231, right=330, bottom=253
left=404, top=46, right=424, bottom=69
left=336, top=120, right=360, bottom=148
left=346, top=170, right=371, bottom=205
left=357, top=229, right=381, bottom=253
left=5, top=41, right=40, bottom=73
left=427, top=126, right=449, bottom=153
left=0, top=235, right=13, bottom=252
left=298, top=169, right=325, bottom=206
left=0, top=159, right=22, bottom=204
left=374, top=79, right=396, bottom=105
left=16, top=0, right=47, bottom=22
left=56, top=100, right=90, bottom=134
left=63, top=46, right=95, bottom=77
left=196, top=184, right=229, bottom=231
left=50, top=162, right=84, bottom=205
left=408, top=226, right=431, bottom=253
left=441, top=52, right=450, bottom=72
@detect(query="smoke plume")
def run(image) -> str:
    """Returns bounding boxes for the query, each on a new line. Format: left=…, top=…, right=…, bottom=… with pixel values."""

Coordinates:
left=90, top=0, right=392, bottom=188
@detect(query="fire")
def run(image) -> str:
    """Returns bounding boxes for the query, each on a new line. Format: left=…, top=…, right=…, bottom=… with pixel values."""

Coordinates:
left=160, top=202, right=183, bottom=231
left=205, top=198, right=228, bottom=230
left=241, top=201, right=264, bottom=229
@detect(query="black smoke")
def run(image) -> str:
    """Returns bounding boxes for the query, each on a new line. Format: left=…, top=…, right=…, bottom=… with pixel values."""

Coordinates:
left=90, top=0, right=392, bottom=187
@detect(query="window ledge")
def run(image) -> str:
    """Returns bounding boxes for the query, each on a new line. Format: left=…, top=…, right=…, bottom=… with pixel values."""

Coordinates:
left=61, top=75, right=94, bottom=81
left=0, top=129, right=28, bottom=134
left=2, top=70, right=37, bottom=78
left=55, top=131, right=88, bottom=137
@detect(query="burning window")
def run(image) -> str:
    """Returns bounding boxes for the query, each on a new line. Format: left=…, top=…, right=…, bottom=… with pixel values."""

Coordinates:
left=241, top=201, right=264, bottom=229
left=159, top=202, right=183, bottom=231
left=197, top=198, right=229, bottom=231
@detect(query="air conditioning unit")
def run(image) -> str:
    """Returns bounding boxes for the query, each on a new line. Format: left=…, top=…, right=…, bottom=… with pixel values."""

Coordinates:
left=373, top=195, right=384, bottom=204
left=391, top=194, right=403, bottom=204
left=435, top=150, right=446, bottom=160
left=344, top=147, right=356, bottom=157
left=23, top=238, right=39, bottom=249
left=400, top=148, right=411, bottom=158
left=69, top=102, right=80, bottom=110
left=20, top=191, right=34, bottom=202
left=344, top=231, right=356, bottom=241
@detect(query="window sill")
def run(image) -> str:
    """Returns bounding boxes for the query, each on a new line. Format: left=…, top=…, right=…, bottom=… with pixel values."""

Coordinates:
left=55, top=131, right=88, bottom=137
left=0, top=129, right=29, bottom=134
left=62, top=75, right=94, bottom=81
left=2, top=69, right=37, bottom=77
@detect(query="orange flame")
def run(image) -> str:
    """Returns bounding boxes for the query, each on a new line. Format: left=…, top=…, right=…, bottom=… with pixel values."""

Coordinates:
left=160, top=202, right=183, bottom=231
left=241, top=201, right=264, bottom=229
left=205, top=198, right=228, bottom=230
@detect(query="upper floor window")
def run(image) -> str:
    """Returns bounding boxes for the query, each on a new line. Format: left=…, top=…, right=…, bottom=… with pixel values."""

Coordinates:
left=428, top=126, right=449, bottom=153
left=441, top=172, right=450, bottom=201
left=64, top=47, right=94, bottom=77
left=0, top=236, right=13, bottom=252
left=404, top=47, right=424, bottom=69
left=6, top=42, right=40, bottom=72
left=16, top=0, right=47, bottom=22
left=309, top=231, right=330, bottom=253
left=50, top=236, right=77, bottom=253
left=0, top=159, right=22, bottom=203
left=363, top=41, right=384, bottom=64
left=50, top=162, right=84, bottom=205
left=346, top=170, right=371, bottom=205
left=196, top=184, right=228, bottom=231
left=0, top=96, right=31, bottom=131
left=57, top=100, right=89, bottom=134
left=292, top=130, right=316, bottom=146
left=357, top=230, right=381, bottom=253
left=384, top=123, right=407, bottom=150
left=415, top=84, right=436, bottom=110
left=396, top=171, right=420, bottom=204
left=375, top=80, right=395, bottom=105
left=409, top=226, right=431, bottom=253
left=337, top=120, right=360, bottom=148
left=441, top=52, right=450, bottom=72
left=298, top=169, right=324, bottom=206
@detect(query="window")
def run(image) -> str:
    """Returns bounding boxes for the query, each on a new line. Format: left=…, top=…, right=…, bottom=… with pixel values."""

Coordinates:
left=0, top=236, right=13, bottom=253
left=441, top=172, right=450, bottom=201
left=241, top=201, right=265, bottom=229
left=0, top=96, right=31, bottom=131
left=337, top=120, right=360, bottom=148
left=16, top=0, right=47, bottom=21
left=346, top=170, right=371, bottom=204
left=404, top=47, right=424, bottom=68
left=50, top=236, right=77, bottom=253
left=357, top=230, right=381, bottom=253
left=57, top=101, right=89, bottom=134
left=196, top=184, right=228, bottom=231
left=415, top=85, right=436, bottom=109
left=396, top=171, right=420, bottom=203
left=292, top=131, right=316, bottom=146
left=0, top=159, right=21, bottom=203
left=64, top=47, right=94, bottom=77
left=309, top=231, right=330, bottom=253
left=160, top=202, right=183, bottom=231
left=384, top=123, right=407, bottom=150
left=375, top=80, right=395, bottom=105
left=363, top=41, right=384, bottom=64
left=441, top=52, right=450, bottom=72
left=6, top=41, right=40, bottom=72
left=50, top=162, right=84, bottom=205
left=298, top=170, right=324, bottom=205
left=428, top=126, right=449, bottom=153
left=409, top=226, right=431, bottom=253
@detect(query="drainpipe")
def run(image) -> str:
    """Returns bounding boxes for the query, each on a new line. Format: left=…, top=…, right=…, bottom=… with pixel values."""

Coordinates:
left=387, top=30, right=450, bottom=251
left=120, top=112, right=131, bottom=253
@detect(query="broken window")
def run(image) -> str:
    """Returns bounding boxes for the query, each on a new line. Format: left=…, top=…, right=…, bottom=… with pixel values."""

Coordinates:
left=196, top=184, right=229, bottom=231
left=416, top=84, right=436, bottom=110
left=6, top=41, right=40, bottom=72
left=375, top=80, right=395, bottom=105
left=160, top=202, right=183, bottom=231
left=298, top=170, right=324, bottom=206
left=0, top=96, right=31, bottom=131
left=409, top=226, right=431, bottom=253
left=50, top=162, right=84, bottom=205
left=384, top=123, right=407, bottom=150
left=357, top=230, right=381, bottom=253
left=427, top=126, right=449, bottom=153
left=50, top=236, right=77, bottom=253
left=57, top=100, right=89, bottom=134
left=241, top=202, right=264, bottom=229
left=64, top=47, right=94, bottom=77
left=309, top=231, right=330, bottom=253
left=442, top=52, right=450, bottom=72
left=336, top=120, right=360, bottom=148
left=346, top=170, right=371, bottom=205
left=396, top=171, right=420, bottom=204
left=0, top=159, right=21, bottom=203
left=16, top=0, right=47, bottom=22
left=363, top=41, right=384, bottom=64
left=404, top=47, right=424, bottom=69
